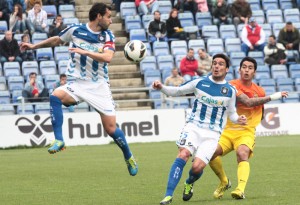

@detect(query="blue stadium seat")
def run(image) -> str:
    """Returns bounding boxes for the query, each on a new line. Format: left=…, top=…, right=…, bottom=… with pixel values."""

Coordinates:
left=279, top=0, right=293, bottom=9
left=153, top=41, right=170, bottom=56
left=262, top=0, right=279, bottom=11
left=160, top=13, right=169, bottom=22
left=286, top=50, right=300, bottom=65
left=272, top=23, right=286, bottom=38
left=14, top=33, right=23, bottom=44
left=252, top=10, right=266, bottom=24
left=35, top=103, right=51, bottom=114
left=282, top=92, right=299, bottom=103
left=230, top=52, right=246, bottom=67
left=36, top=48, right=54, bottom=61
left=74, top=102, right=90, bottom=112
left=248, top=51, right=265, bottom=65
left=158, top=1, right=172, bottom=14
left=63, top=17, right=79, bottom=26
left=225, top=38, right=241, bottom=53
left=161, top=68, right=172, bottom=83
left=0, top=34, right=4, bottom=40
left=188, top=39, right=205, bottom=51
left=289, top=64, right=300, bottom=79
left=0, top=90, right=10, bottom=104
left=170, top=40, right=188, bottom=56
left=44, top=74, right=59, bottom=90
left=172, top=98, right=190, bottom=109
left=140, top=56, right=157, bottom=74
left=157, top=55, right=174, bottom=71
left=266, top=9, right=283, bottom=24
left=237, top=24, right=245, bottom=38
left=3, top=62, right=21, bottom=77
left=178, top=12, right=195, bottom=27
left=259, top=78, right=276, bottom=94
left=175, top=54, right=186, bottom=68
left=59, top=4, right=75, bottom=18
left=142, top=14, right=154, bottom=31
left=261, top=24, right=272, bottom=41
left=54, top=46, right=69, bottom=62
left=184, top=25, right=200, bottom=39
left=0, top=62, right=2, bottom=76
left=283, top=9, right=300, bottom=23
left=207, top=38, right=224, bottom=55
left=17, top=104, right=35, bottom=114
left=270, top=65, right=289, bottom=80
left=202, top=25, right=219, bottom=39
left=255, top=65, right=271, bottom=80
left=22, top=61, right=39, bottom=76
left=219, top=25, right=237, bottom=40
left=58, top=60, right=68, bottom=74
left=0, top=21, right=8, bottom=33
left=129, top=29, right=147, bottom=42
left=144, top=70, right=161, bottom=87
left=125, top=15, right=142, bottom=33
left=32, top=33, right=48, bottom=44
left=43, top=5, right=57, bottom=18
left=195, top=12, right=212, bottom=29
left=7, top=76, right=24, bottom=91
left=150, top=90, right=162, bottom=109
left=295, top=78, right=300, bottom=91
left=0, top=76, right=6, bottom=91
left=0, top=104, right=15, bottom=115
left=249, top=0, right=262, bottom=10
left=277, top=78, right=294, bottom=92
left=40, top=60, right=57, bottom=75
left=120, top=2, right=137, bottom=19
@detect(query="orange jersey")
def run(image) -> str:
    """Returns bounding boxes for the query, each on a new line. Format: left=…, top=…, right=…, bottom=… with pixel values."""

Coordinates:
left=225, top=79, right=265, bottom=131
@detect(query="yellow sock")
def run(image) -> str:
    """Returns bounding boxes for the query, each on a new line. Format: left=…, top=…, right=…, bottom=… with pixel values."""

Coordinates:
left=209, top=156, right=228, bottom=184
left=237, top=161, right=250, bottom=192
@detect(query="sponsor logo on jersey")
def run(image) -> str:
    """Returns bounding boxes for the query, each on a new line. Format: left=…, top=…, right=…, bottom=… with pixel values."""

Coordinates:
left=79, top=42, right=98, bottom=52
left=201, top=96, right=224, bottom=106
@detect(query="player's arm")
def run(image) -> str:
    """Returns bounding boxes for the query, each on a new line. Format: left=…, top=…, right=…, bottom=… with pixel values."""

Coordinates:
left=237, top=91, right=288, bottom=107
left=68, top=47, right=114, bottom=63
left=228, top=90, right=247, bottom=125
left=20, top=36, right=63, bottom=50
left=152, top=80, right=195, bottom=96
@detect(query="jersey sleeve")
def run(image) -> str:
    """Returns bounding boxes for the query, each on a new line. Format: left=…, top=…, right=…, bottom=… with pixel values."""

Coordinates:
left=160, top=79, right=200, bottom=96
left=229, top=80, right=243, bottom=97
left=103, top=30, right=115, bottom=52
left=227, top=87, right=239, bottom=123
left=59, top=25, right=79, bottom=43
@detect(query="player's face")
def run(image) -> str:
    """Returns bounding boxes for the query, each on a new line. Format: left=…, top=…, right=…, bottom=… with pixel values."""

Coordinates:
left=98, top=9, right=112, bottom=30
left=239, top=61, right=256, bottom=81
left=211, top=57, right=229, bottom=81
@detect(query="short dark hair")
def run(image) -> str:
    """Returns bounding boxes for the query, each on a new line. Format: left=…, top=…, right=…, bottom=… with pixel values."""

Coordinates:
left=286, top=21, right=293, bottom=25
left=29, top=72, right=37, bottom=77
left=21, top=34, right=29, bottom=41
left=213, top=53, right=230, bottom=68
left=60, top=74, right=67, bottom=79
left=188, top=48, right=194, bottom=52
left=240, top=57, right=257, bottom=71
left=89, top=3, right=111, bottom=21
left=269, top=34, right=276, bottom=39
left=154, top=10, right=161, bottom=15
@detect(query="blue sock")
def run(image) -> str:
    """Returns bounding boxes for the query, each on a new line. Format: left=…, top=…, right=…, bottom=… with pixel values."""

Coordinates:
left=165, top=158, right=186, bottom=197
left=110, top=128, right=132, bottom=160
left=186, top=169, right=203, bottom=184
left=50, top=95, right=64, bottom=141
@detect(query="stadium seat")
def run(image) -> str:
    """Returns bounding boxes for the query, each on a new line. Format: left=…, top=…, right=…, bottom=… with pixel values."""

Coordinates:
left=289, top=64, right=300, bottom=79
left=295, top=78, right=300, bottom=91
left=249, top=0, right=262, bottom=10
left=3, top=62, right=21, bottom=77
left=175, top=54, right=186, bottom=68
left=270, top=65, right=289, bottom=80
left=0, top=90, right=10, bottom=104
left=283, top=9, right=300, bottom=23
left=277, top=78, right=294, bottom=92
left=43, top=5, right=57, bottom=18
left=153, top=41, right=170, bottom=56
left=63, top=17, right=79, bottom=26
left=188, top=39, right=205, bottom=52
left=172, top=98, right=190, bottom=109
left=261, top=24, right=272, bottom=41
left=259, top=78, right=276, bottom=94
left=225, top=73, right=234, bottom=81
left=158, top=1, right=172, bottom=14
left=202, top=25, right=219, bottom=39
left=40, top=60, right=57, bottom=75
left=292, top=22, right=300, bottom=30
left=74, top=102, right=90, bottom=112
left=170, top=40, right=187, bottom=56
left=282, top=92, right=299, bottom=103
left=7, top=76, right=24, bottom=91
left=32, top=33, right=48, bottom=44
left=0, top=76, right=7, bottom=91
left=248, top=51, right=265, bottom=65
left=0, top=104, right=15, bottom=115
left=184, top=26, right=200, bottom=39
left=129, top=29, right=147, bottom=42
left=142, top=14, right=154, bottom=31
left=160, top=13, right=169, bottom=22
left=279, top=0, right=293, bottom=9
left=230, top=52, right=246, bottom=67
left=44, top=74, right=59, bottom=90
left=59, top=4, right=75, bottom=18
left=14, top=33, right=23, bottom=44
left=140, top=56, right=157, bottom=74
left=195, top=12, right=212, bottom=29
left=252, top=10, right=266, bottom=24
left=125, top=15, right=142, bottom=33
left=255, top=65, right=271, bottom=80
left=225, top=38, right=242, bottom=53
left=0, top=21, right=8, bottom=33
left=237, top=24, right=245, bottom=38
left=120, top=2, right=137, bottom=19
left=262, top=0, right=279, bottom=11
left=157, top=55, right=174, bottom=71
left=150, top=90, right=162, bottom=109
left=286, top=50, right=300, bottom=65
left=207, top=38, right=224, bottom=55
left=0, top=34, right=4, bottom=40
left=266, top=9, right=283, bottom=24
left=178, top=12, right=195, bottom=27
left=161, top=68, right=172, bottom=83
left=11, top=90, right=22, bottom=103
left=272, top=23, right=286, bottom=38
left=219, top=25, right=237, bottom=40
left=54, top=46, right=69, bottom=62
left=17, top=104, right=35, bottom=114
left=22, top=61, right=39, bottom=76
left=144, top=42, right=152, bottom=56
left=144, top=70, right=161, bottom=87
left=58, top=60, right=68, bottom=74
left=35, top=103, right=51, bottom=114
left=36, top=48, right=54, bottom=61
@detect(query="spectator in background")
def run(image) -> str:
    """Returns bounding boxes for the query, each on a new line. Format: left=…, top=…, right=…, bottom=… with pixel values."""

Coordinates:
left=212, top=0, right=232, bottom=26
left=9, top=4, right=28, bottom=34
left=231, top=0, right=252, bottom=27
left=53, top=73, right=67, bottom=89
left=26, top=1, right=47, bottom=34
left=164, top=68, right=185, bottom=86
left=148, top=11, right=167, bottom=43
left=0, top=0, right=9, bottom=27
left=175, top=0, right=198, bottom=16
left=20, top=33, right=35, bottom=61
left=278, top=22, right=300, bottom=51
left=264, top=35, right=287, bottom=65
left=49, top=15, right=67, bottom=37
left=7, top=0, right=26, bottom=13
left=166, top=9, right=187, bottom=40
left=22, top=72, right=49, bottom=102
left=241, top=17, right=265, bottom=55
left=180, top=48, right=199, bottom=81
left=195, top=0, right=209, bottom=13
left=135, top=0, right=159, bottom=15
left=197, top=48, right=212, bottom=76
left=0, top=30, right=22, bottom=64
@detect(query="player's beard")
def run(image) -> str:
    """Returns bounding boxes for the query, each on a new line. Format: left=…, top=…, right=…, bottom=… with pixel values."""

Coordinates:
left=98, top=22, right=108, bottom=30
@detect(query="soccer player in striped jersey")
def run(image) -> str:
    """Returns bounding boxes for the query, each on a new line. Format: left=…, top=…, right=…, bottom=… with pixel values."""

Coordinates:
left=20, top=3, right=138, bottom=176
left=153, top=54, right=248, bottom=205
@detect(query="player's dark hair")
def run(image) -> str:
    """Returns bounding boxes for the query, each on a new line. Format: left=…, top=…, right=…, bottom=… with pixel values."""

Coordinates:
left=89, top=3, right=111, bottom=21
left=60, top=74, right=67, bottom=79
left=240, top=57, right=258, bottom=71
left=213, top=53, right=230, bottom=68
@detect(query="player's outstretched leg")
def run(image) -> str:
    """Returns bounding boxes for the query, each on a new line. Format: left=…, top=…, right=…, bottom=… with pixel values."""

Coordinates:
left=182, top=169, right=203, bottom=201
left=111, top=127, right=138, bottom=176
left=48, top=95, right=65, bottom=154
left=231, top=161, right=249, bottom=199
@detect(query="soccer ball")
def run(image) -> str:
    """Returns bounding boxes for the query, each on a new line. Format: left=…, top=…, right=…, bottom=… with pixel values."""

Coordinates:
left=124, top=40, right=147, bottom=63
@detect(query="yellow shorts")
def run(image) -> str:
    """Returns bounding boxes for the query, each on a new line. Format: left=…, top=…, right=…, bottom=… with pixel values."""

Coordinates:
left=219, top=129, right=256, bottom=158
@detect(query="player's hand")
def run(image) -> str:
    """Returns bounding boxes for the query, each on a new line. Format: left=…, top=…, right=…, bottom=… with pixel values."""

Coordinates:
left=20, top=42, right=34, bottom=52
left=152, top=80, right=163, bottom=90
left=237, top=115, right=247, bottom=125
left=69, top=47, right=87, bottom=55
left=270, top=91, right=288, bottom=101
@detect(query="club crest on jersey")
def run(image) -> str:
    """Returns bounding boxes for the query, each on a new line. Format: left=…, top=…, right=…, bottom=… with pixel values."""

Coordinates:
left=221, top=87, right=229, bottom=95
left=98, top=35, right=105, bottom=42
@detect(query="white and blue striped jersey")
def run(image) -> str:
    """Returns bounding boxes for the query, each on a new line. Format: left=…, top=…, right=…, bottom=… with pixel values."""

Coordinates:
left=59, top=23, right=115, bottom=83
left=161, top=76, right=238, bottom=133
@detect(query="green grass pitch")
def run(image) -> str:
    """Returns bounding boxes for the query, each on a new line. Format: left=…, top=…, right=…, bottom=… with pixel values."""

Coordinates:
left=0, top=135, right=299, bottom=205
